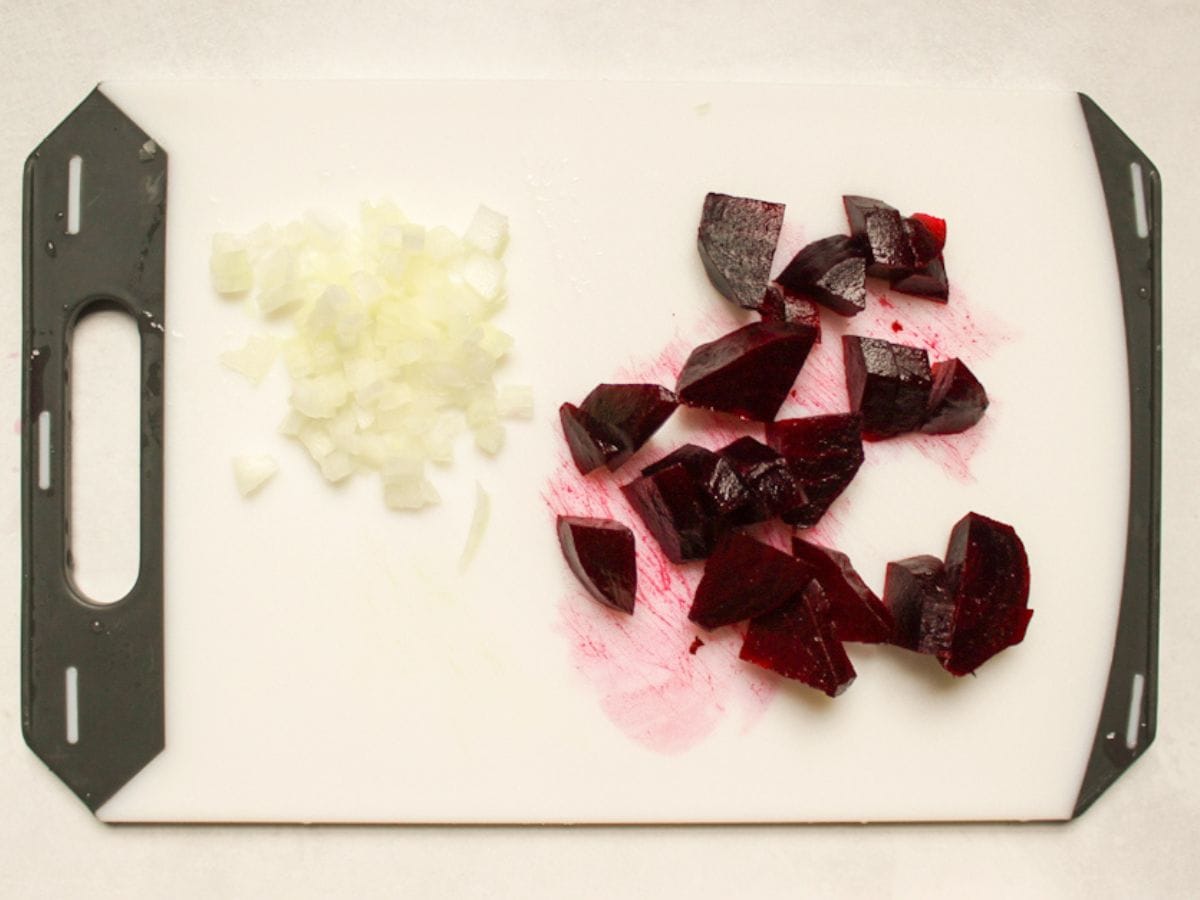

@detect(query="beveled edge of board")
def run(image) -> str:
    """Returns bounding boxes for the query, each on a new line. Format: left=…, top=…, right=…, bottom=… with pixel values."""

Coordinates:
left=1072, top=93, right=1161, bottom=818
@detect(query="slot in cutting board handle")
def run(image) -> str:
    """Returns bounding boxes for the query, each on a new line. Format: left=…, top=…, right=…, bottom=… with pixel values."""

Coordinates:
left=21, top=87, right=167, bottom=812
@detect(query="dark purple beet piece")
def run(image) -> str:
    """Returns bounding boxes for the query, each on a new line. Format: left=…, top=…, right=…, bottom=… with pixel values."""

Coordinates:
left=622, top=461, right=717, bottom=563
left=884, top=554, right=955, bottom=654
left=775, top=235, right=867, bottom=316
left=759, top=282, right=822, bottom=342
left=641, top=444, right=753, bottom=523
left=860, top=207, right=915, bottom=277
left=903, top=216, right=943, bottom=269
left=556, top=516, right=637, bottom=614
left=765, top=413, right=865, bottom=527
left=842, top=336, right=932, bottom=440
left=676, top=322, right=816, bottom=422
left=940, top=512, right=1032, bottom=676
left=889, top=255, right=949, bottom=301
left=689, top=532, right=813, bottom=630
left=921, top=358, right=989, bottom=434
left=716, top=436, right=808, bottom=525
left=843, top=195, right=896, bottom=234
left=579, top=383, right=678, bottom=470
left=791, top=536, right=893, bottom=643
left=909, top=213, right=947, bottom=251
left=739, top=581, right=856, bottom=697
left=697, top=192, right=786, bottom=310
left=559, top=402, right=623, bottom=475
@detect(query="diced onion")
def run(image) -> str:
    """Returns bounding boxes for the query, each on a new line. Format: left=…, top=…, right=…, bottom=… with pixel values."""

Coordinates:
left=220, top=334, right=279, bottom=384
left=211, top=234, right=254, bottom=295
left=459, top=482, right=491, bottom=570
left=233, top=454, right=278, bottom=496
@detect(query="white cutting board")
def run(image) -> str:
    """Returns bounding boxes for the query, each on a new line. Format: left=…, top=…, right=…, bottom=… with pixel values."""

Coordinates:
left=81, top=81, right=1127, bottom=822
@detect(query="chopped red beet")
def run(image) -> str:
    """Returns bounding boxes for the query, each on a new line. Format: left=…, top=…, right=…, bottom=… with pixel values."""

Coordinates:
left=689, top=532, right=813, bottom=630
left=697, top=192, right=786, bottom=310
left=766, top=413, right=865, bottom=527
left=556, top=516, right=637, bottom=614
left=676, top=321, right=816, bottom=422
left=791, top=536, right=893, bottom=643
left=642, top=444, right=754, bottom=523
left=889, top=255, right=949, bottom=300
left=716, top=436, right=808, bottom=525
left=940, top=512, right=1032, bottom=676
left=739, top=581, right=856, bottom=697
left=559, top=402, right=623, bottom=475
left=775, top=235, right=867, bottom=316
left=622, top=460, right=718, bottom=563
left=842, top=335, right=932, bottom=440
left=903, top=216, right=943, bottom=269
left=884, top=554, right=955, bottom=654
left=842, top=195, right=896, bottom=235
left=579, top=383, right=678, bottom=470
left=688, top=636, right=705, bottom=654
left=862, top=207, right=915, bottom=277
left=909, top=213, right=947, bottom=251
left=759, top=282, right=823, bottom=342
left=921, top=358, right=989, bottom=434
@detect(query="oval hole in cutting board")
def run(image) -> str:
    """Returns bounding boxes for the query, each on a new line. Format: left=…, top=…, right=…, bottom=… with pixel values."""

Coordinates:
left=69, top=306, right=141, bottom=604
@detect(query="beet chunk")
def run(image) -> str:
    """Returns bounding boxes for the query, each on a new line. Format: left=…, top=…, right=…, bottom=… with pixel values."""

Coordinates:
left=560, top=402, right=624, bottom=475
left=791, top=536, right=893, bottom=643
left=676, top=322, right=816, bottom=422
left=759, top=282, right=822, bottom=342
left=842, top=336, right=933, bottom=440
left=579, top=383, right=678, bottom=470
left=739, top=581, right=856, bottom=697
left=622, top=460, right=718, bottom=563
left=717, top=437, right=808, bottom=525
left=766, top=413, right=865, bottom=527
left=889, top=255, right=949, bottom=301
left=940, top=512, right=1032, bottom=676
left=697, top=192, right=786, bottom=310
left=921, top=358, right=989, bottom=434
left=843, top=195, right=896, bottom=234
left=557, top=516, right=637, bottom=614
left=909, top=213, right=947, bottom=251
left=775, top=235, right=867, bottom=316
left=689, top=533, right=812, bottom=630
left=642, top=444, right=754, bottom=523
left=884, top=554, right=955, bottom=654
left=903, top=216, right=944, bottom=269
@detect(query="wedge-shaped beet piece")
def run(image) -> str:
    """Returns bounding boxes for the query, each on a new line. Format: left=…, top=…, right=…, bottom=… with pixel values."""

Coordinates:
left=843, top=195, right=896, bottom=234
left=791, top=536, right=893, bottom=643
left=689, top=532, right=812, bottom=630
left=921, top=358, right=988, bottom=434
left=676, top=322, right=816, bottom=422
left=642, top=444, right=754, bottom=523
left=579, top=383, right=678, bottom=470
left=766, top=413, right=865, bottom=527
left=889, top=255, right=949, bottom=301
left=843, top=336, right=933, bottom=440
left=557, top=516, right=637, bottom=614
left=697, top=192, right=786, bottom=310
left=560, top=402, right=623, bottom=475
left=941, top=512, right=1032, bottom=676
left=845, top=198, right=915, bottom=278
left=717, top=437, right=808, bottom=525
left=622, top=461, right=717, bottom=563
left=909, top=213, right=946, bottom=251
left=739, top=581, right=856, bottom=697
left=775, top=235, right=867, bottom=316
left=759, top=282, right=822, bottom=342
left=884, top=554, right=955, bottom=654
left=903, top=215, right=944, bottom=269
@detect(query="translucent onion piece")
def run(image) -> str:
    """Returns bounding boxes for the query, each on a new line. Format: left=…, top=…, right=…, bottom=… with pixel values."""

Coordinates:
left=220, top=334, right=279, bottom=384
left=233, top=455, right=278, bottom=496
left=459, top=482, right=491, bottom=570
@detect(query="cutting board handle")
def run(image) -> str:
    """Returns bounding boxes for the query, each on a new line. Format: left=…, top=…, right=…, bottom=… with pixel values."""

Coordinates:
left=20, top=87, right=167, bottom=812
left=1073, top=93, right=1161, bottom=817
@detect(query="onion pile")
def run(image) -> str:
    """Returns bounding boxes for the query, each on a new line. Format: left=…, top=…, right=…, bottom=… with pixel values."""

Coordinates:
left=211, top=201, right=531, bottom=509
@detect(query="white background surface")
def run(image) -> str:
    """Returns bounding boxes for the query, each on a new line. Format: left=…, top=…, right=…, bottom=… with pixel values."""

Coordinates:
left=0, top=0, right=1196, bottom=895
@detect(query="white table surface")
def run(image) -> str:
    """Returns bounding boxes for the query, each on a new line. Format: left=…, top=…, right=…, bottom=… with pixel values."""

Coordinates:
left=1, top=1, right=1196, bottom=896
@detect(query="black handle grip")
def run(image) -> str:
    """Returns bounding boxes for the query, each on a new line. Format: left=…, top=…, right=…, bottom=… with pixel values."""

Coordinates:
left=21, top=87, right=167, bottom=812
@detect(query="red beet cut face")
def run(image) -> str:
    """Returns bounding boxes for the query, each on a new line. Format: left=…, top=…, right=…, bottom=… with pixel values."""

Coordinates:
left=903, top=216, right=944, bottom=269
left=759, top=282, right=823, bottom=342
left=884, top=554, right=955, bottom=654
left=940, top=512, right=1032, bottom=676
left=560, top=402, right=624, bottom=475
left=775, top=235, right=868, bottom=316
left=641, top=444, right=755, bottom=523
left=556, top=516, right=638, bottom=614
left=921, top=358, right=989, bottom=435
left=689, top=532, right=814, bottom=630
left=739, top=581, right=857, bottom=697
left=909, top=213, right=947, bottom=251
left=697, top=192, right=786, bottom=310
left=766, top=413, right=865, bottom=527
left=621, top=460, right=719, bottom=563
left=579, top=383, right=679, bottom=470
left=717, top=436, right=809, bottom=525
left=791, top=536, right=894, bottom=643
left=676, top=322, right=817, bottom=422
left=842, top=335, right=933, bottom=440
left=889, top=255, right=950, bottom=301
